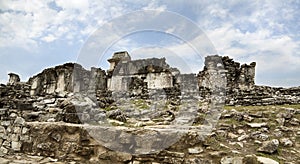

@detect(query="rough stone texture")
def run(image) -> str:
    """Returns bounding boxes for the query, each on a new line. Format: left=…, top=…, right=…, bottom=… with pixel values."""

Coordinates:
left=8, top=73, right=20, bottom=85
left=257, top=139, right=279, bottom=154
left=198, top=55, right=300, bottom=106
left=0, top=101, right=299, bottom=163
left=257, top=156, right=279, bottom=164
left=28, top=63, right=107, bottom=96
left=107, top=54, right=176, bottom=91
left=198, top=55, right=256, bottom=91
left=0, top=52, right=299, bottom=163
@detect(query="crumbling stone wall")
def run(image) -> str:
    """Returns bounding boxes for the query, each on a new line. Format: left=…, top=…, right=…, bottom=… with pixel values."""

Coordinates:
left=28, top=63, right=75, bottom=96
left=28, top=63, right=107, bottom=96
left=107, top=56, right=176, bottom=91
left=0, top=54, right=299, bottom=109
left=198, top=55, right=256, bottom=93
left=0, top=109, right=29, bottom=156
left=227, top=85, right=300, bottom=106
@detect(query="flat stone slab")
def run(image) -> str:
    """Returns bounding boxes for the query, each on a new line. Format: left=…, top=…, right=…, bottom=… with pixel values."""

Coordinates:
left=246, top=122, right=268, bottom=128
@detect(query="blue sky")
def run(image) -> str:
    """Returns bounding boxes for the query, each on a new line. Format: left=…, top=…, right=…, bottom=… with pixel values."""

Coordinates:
left=0, top=0, right=299, bottom=87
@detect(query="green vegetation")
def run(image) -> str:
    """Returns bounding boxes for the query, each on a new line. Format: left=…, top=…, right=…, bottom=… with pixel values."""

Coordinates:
left=130, top=99, right=150, bottom=110
left=103, top=106, right=117, bottom=111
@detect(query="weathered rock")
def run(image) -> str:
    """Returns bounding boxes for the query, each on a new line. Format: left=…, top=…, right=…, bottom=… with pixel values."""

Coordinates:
left=220, top=156, right=243, bottom=164
left=242, top=155, right=259, bottom=164
left=8, top=73, right=20, bottom=85
left=14, top=117, right=25, bottom=126
left=237, top=134, right=249, bottom=141
left=280, top=138, right=293, bottom=147
left=0, top=157, right=10, bottom=163
left=107, top=109, right=126, bottom=122
left=188, top=147, right=203, bottom=154
left=250, top=131, right=269, bottom=141
left=256, top=156, right=279, bottom=164
left=257, top=139, right=279, bottom=154
left=246, top=122, right=267, bottom=128
left=11, top=141, right=22, bottom=151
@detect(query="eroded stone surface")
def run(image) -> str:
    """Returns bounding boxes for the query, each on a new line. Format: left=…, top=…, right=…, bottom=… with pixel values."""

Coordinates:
left=0, top=53, right=299, bottom=163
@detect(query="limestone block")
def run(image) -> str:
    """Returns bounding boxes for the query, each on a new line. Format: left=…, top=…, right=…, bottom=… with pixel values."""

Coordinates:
left=11, top=141, right=21, bottom=151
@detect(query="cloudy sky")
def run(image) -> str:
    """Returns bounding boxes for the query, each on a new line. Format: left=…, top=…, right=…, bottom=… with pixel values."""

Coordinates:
left=0, top=0, right=299, bottom=87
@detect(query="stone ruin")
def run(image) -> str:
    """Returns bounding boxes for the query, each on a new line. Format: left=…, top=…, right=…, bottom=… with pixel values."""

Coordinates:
left=2, top=51, right=298, bottom=107
left=0, top=51, right=299, bottom=163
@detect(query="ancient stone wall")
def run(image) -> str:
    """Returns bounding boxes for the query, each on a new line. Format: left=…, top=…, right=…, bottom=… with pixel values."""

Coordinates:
left=198, top=55, right=255, bottom=93
left=28, top=63, right=107, bottom=96
left=227, top=85, right=300, bottom=106
left=107, top=57, right=176, bottom=91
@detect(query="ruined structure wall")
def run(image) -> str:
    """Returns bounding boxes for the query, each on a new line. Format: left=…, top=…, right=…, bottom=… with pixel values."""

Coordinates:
left=28, top=63, right=107, bottom=96
left=176, top=74, right=198, bottom=92
left=198, top=55, right=256, bottom=92
left=108, top=72, right=173, bottom=91
left=145, top=72, right=173, bottom=89
left=110, top=58, right=170, bottom=76
left=107, top=57, right=175, bottom=91
left=28, top=63, right=75, bottom=96
left=1, top=55, right=299, bottom=107
left=107, top=75, right=128, bottom=91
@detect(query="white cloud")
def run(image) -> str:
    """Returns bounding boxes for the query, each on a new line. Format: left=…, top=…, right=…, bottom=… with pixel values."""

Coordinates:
left=41, top=34, right=57, bottom=42
left=142, top=0, right=166, bottom=11
left=0, top=0, right=130, bottom=50
left=55, top=0, right=89, bottom=11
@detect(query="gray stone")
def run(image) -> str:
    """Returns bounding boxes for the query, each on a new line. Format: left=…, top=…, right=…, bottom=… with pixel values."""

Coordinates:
left=0, top=126, right=5, bottom=133
left=14, top=117, right=25, bottom=126
left=257, top=156, right=279, bottom=164
left=250, top=131, right=269, bottom=141
left=19, top=135, right=30, bottom=142
left=80, top=113, right=91, bottom=122
left=13, top=127, right=21, bottom=134
left=280, top=138, right=293, bottom=147
left=237, top=134, right=249, bottom=141
left=11, top=141, right=21, bottom=151
left=0, top=147, right=8, bottom=156
left=242, top=154, right=259, bottom=163
left=10, top=134, right=19, bottom=142
left=9, top=113, right=18, bottom=118
left=220, top=156, right=243, bottom=164
left=108, top=119, right=124, bottom=126
left=257, top=139, right=279, bottom=154
left=6, top=127, right=11, bottom=133
left=21, top=127, right=29, bottom=134
left=42, top=98, right=56, bottom=104
left=2, top=141, right=10, bottom=148
left=246, top=122, right=267, bottom=128
left=0, top=157, right=10, bottom=163
left=188, top=147, right=203, bottom=154
left=94, top=113, right=106, bottom=122
left=1, top=121, right=10, bottom=127
left=289, top=118, right=300, bottom=126
left=275, top=118, right=285, bottom=126
left=228, top=132, right=238, bottom=139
